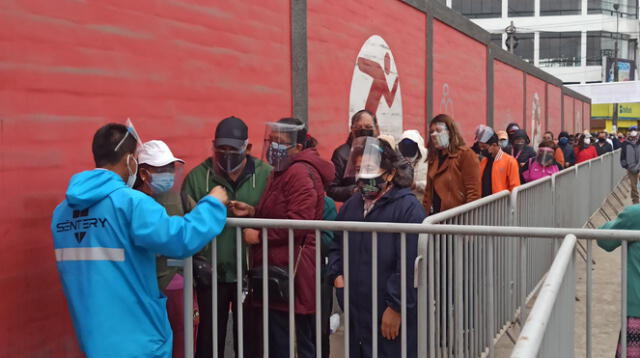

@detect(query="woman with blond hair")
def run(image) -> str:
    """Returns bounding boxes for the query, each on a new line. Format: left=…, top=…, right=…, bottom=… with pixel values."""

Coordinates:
left=423, top=114, right=481, bottom=214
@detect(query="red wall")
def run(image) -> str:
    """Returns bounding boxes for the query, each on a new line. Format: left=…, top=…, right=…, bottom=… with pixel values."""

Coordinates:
left=493, top=60, right=524, bottom=133
left=547, top=84, right=562, bottom=136
left=563, top=95, right=575, bottom=134
left=0, top=1, right=291, bottom=356
left=583, top=101, right=591, bottom=132
left=432, top=19, right=487, bottom=145
left=0, top=1, right=589, bottom=356
left=307, top=0, right=426, bottom=157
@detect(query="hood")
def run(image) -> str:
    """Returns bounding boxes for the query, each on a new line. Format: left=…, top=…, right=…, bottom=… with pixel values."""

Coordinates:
left=512, top=129, right=531, bottom=144
left=559, top=131, right=569, bottom=139
left=65, top=169, right=126, bottom=209
left=292, top=148, right=336, bottom=186
left=400, top=130, right=428, bottom=159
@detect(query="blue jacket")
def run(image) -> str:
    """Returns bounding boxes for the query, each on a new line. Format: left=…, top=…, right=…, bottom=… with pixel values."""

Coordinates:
left=51, top=169, right=226, bottom=357
left=327, top=187, right=427, bottom=358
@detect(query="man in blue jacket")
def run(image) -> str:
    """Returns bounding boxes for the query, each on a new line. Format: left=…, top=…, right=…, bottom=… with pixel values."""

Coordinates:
left=51, top=123, right=229, bottom=358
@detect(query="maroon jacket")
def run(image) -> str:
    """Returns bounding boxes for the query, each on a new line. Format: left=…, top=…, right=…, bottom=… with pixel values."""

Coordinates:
left=252, top=148, right=335, bottom=314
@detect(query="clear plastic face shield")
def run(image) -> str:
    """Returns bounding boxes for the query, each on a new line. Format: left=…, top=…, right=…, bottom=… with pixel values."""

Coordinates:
left=475, top=125, right=495, bottom=144
left=536, top=147, right=555, bottom=167
left=263, top=122, right=305, bottom=172
left=344, top=136, right=385, bottom=180
left=114, top=119, right=144, bottom=188
left=213, top=140, right=248, bottom=174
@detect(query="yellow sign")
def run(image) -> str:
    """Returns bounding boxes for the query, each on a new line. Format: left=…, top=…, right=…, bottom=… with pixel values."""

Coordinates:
left=592, top=103, right=640, bottom=120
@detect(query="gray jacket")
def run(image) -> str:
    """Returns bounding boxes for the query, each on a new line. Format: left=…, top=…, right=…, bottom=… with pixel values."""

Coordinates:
left=621, top=140, right=640, bottom=173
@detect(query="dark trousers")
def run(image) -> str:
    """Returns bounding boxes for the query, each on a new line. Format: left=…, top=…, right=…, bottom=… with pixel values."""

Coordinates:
left=269, top=309, right=316, bottom=358
left=196, top=282, right=261, bottom=358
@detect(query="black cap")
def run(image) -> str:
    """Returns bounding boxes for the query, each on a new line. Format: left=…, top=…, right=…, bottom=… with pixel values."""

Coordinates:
left=215, top=116, right=248, bottom=149
left=559, top=131, right=569, bottom=139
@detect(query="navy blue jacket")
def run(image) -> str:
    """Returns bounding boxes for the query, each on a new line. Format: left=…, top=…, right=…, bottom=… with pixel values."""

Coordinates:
left=327, top=187, right=427, bottom=358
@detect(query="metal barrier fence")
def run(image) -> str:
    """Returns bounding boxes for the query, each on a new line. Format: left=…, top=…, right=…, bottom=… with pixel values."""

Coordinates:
left=175, top=149, right=627, bottom=358
left=510, top=235, right=577, bottom=358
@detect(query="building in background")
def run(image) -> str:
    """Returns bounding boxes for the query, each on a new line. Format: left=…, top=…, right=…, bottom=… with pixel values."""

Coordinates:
left=440, top=0, right=639, bottom=85
left=440, top=0, right=640, bottom=130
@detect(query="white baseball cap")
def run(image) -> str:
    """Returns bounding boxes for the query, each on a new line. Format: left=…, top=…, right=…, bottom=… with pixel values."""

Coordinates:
left=138, top=140, right=184, bottom=167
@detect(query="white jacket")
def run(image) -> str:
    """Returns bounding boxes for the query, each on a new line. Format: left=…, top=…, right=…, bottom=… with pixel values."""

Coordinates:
left=400, top=130, right=428, bottom=194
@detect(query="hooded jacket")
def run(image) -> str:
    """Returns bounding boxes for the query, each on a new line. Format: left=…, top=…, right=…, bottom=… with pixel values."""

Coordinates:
left=181, top=156, right=272, bottom=283
left=327, top=187, right=427, bottom=357
left=621, top=140, right=640, bottom=174
left=51, top=169, right=226, bottom=358
left=510, top=129, right=537, bottom=176
left=251, top=148, right=335, bottom=314
left=400, top=130, right=429, bottom=198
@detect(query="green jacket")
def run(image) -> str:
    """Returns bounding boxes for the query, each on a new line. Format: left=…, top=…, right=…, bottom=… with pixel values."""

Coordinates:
left=182, top=156, right=271, bottom=283
left=153, top=191, right=195, bottom=291
left=598, top=204, right=640, bottom=317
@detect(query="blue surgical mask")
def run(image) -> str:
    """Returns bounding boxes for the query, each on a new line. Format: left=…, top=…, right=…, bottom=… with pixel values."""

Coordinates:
left=149, top=172, right=175, bottom=194
left=559, top=137, right=569, bottom=145
left=267, top=142, right=292, bottom=171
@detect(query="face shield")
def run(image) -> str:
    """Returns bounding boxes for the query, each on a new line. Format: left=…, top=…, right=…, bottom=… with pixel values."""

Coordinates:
left=536, top=147, right=555, bottom=167
left=344, top=136, right=385, bottom=179
left=262, top=122, right=305, bottom=172
left=213, top=140, right=248, bottom=173
left=475, top=125, right=495, bottom=144
left=115, top=118, right=144, bottom=154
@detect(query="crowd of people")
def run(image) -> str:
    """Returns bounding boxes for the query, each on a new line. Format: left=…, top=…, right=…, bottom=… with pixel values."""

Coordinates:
left=51, top=112, right=635, bottom=358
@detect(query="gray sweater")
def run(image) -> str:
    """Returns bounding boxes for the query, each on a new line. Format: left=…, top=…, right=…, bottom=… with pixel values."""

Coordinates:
left=621, top=140, right=640, bottom=173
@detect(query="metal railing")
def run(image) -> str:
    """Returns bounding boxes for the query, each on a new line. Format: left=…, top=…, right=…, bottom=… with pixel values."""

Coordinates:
left=510, top=235, right=577, bottom=358
left=173, top=149, right=628, bottom=357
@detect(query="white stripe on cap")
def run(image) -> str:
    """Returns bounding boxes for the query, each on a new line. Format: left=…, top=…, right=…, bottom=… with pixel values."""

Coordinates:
left=55, top=247, right=125, bottom=262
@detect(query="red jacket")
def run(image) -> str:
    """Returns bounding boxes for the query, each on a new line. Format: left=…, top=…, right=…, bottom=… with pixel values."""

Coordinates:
left=575, top=145, right=598, bottom=164
left=252, top=148, right=335, bottom=314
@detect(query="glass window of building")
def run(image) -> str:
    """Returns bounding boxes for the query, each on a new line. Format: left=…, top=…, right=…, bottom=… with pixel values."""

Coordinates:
left=540, top=0, right=581, bottom=15
left=587, top=31, right=630, bottom=65
left=452, top=0, right=501, bottom=18
left=588, top=0, right=638, bottom=17
left=539, top=32, right=581, bottom=67
left=508, top=0, right=534, bottom=17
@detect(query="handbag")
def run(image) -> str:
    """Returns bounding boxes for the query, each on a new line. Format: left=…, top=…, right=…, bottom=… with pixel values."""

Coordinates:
left=246, top=243, right=305, bottom=305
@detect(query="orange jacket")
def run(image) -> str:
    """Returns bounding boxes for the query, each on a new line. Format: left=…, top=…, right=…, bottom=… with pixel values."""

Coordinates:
left=554, top=147, right=565, bottom=168
left=479, top=150, right=521, bottom=194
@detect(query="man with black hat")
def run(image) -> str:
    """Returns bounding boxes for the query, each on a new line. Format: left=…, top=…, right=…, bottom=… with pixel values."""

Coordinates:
left=558, top=131, right=576, bottom=168
left=182, top=116, right=271, bottom=358
left=477, top=126, right=521, bottom=197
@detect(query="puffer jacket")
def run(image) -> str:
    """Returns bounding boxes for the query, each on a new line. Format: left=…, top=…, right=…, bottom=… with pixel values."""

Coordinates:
left=251, top=148, right=335, bottom=314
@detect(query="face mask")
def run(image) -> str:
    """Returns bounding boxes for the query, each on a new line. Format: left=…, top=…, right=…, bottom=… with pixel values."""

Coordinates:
left=266, top=142, right=292, bottom=171
left=598, top=137, right=606, bottom=143
left=584, top=138, right=591, bottom=146
left=559, top=137, right=569, bottom=145
left=357, top=175, right=388, bottom=200
left=149, top=172, right=175, bottom=194
left=432, top=131, right=450, bottom=149
left=354, top=129, right=375, bottom=138
left=126, top=154, right=138, bottom=188
left=398, top=140, right=419, bottom=159
left=513, top=143, right=525, bottom=152
left=499, top=139, right=509, bottom=149
left=481, top=149, right=491, bottom=158
left=216, top=150, right=246, bottom=173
